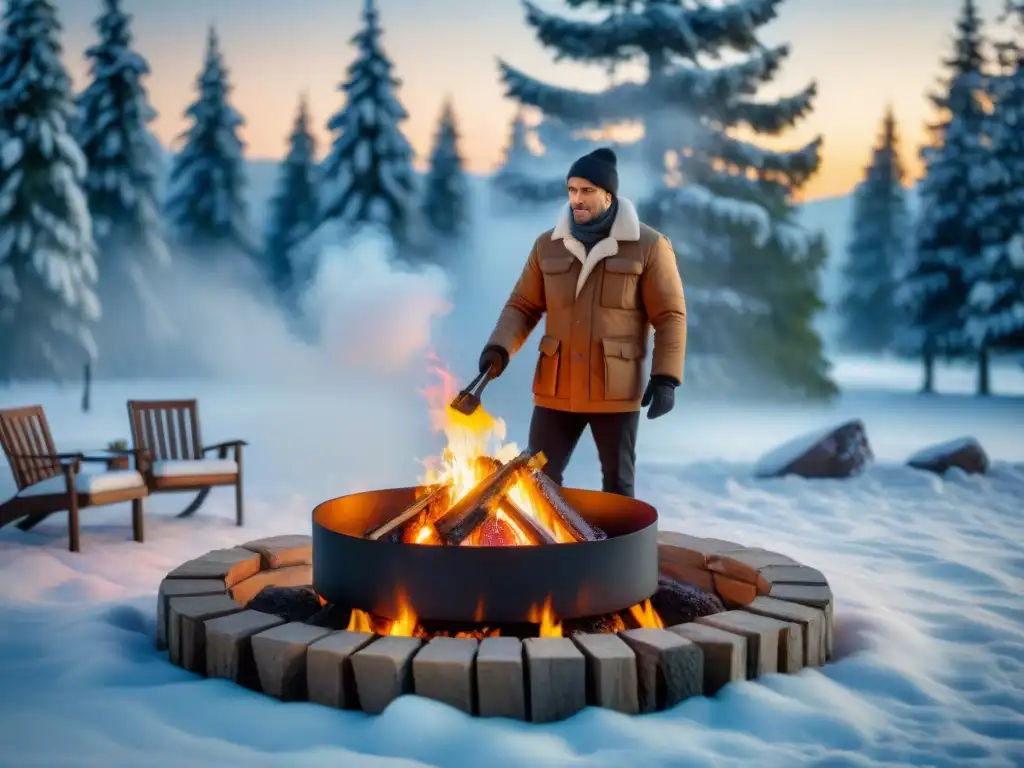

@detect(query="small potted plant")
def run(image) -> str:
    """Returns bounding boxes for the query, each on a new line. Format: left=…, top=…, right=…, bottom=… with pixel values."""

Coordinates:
left=106, top=439, right=130, bottom=470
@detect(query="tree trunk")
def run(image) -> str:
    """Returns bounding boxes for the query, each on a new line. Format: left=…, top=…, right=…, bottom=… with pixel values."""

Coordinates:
left=81, top=361, right=91, bottom=413
left=976, top=345, right=990, bottom=396
left=920, top=344, right=934, bottom=394
left=643, top=49, right=670, bottom=178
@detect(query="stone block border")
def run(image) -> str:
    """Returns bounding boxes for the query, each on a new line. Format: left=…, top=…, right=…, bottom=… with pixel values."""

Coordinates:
left=157, top=531, right=835, bottom=721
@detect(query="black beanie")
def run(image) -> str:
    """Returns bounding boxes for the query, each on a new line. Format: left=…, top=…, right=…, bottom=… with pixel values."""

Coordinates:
left=567, top=147, right=618, bottom=196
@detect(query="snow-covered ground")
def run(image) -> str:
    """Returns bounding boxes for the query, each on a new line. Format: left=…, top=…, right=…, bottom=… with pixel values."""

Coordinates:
left=1, top=356, right=1022, bottom=767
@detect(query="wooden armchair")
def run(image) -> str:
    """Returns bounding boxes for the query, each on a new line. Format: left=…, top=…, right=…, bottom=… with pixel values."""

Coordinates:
left=126, top=399, right=246, bottom=524
left=0, top=406, right=148, bottom=552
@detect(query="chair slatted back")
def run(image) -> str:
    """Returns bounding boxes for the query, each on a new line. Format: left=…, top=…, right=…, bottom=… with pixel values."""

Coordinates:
left=0, top=406, right=60, bottom=490
left=127, top=400, right=202, bottom=462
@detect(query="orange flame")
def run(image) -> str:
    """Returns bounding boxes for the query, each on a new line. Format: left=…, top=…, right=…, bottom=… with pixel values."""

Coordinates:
left=346, top=608, right=373, bottom=634
left=628, top=599, right=664, bottom=629
left=406, top=361, right=575, bottom=546
left=528, top=595, right=563, bottom=637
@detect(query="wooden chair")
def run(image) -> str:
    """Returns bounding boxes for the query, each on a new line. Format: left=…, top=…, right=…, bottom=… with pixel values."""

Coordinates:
left=126, top=399, right=246, bottom=524
left=0, top=405, right=148, bottom=552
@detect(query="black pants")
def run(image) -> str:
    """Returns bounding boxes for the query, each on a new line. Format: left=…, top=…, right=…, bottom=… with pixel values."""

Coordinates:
left=527, top=405, right=640, bottom=498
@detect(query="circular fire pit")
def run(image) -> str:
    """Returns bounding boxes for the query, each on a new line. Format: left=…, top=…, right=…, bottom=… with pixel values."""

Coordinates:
left=312, top=486, right=659, bottom=623
left=156, top=516, right=837, bottom=721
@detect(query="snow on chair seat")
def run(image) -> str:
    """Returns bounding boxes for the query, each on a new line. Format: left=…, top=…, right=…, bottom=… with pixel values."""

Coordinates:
left=151, top=459, right=238, bottom=477
left=0, top=404, right=147, bottom=552
left=18, top=469, right=146, bottom=497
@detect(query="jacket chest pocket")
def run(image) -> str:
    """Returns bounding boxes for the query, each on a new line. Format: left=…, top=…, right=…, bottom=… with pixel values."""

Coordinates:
left=540, top=255, right=576, bottom=309
left=600, top=257, right=642, bottom=309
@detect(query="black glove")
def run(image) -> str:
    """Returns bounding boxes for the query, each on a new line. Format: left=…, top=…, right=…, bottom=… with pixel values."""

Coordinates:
left=641, top=375, right=678, bottom=419
left=478, top=345, right=509, bottom=378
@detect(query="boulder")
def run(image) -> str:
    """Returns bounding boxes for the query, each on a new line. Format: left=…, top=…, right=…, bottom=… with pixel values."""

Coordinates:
left=907, top=437, right=989, bottom=475
left=754, top=420, right=873, bottom=479
left=650, top=577, right=725, bottom=625
left=245, top=585, right=322, bottom=622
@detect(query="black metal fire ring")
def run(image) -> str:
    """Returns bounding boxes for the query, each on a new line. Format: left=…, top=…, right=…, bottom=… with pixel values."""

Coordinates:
left=312, top=485, right=659, bottom=624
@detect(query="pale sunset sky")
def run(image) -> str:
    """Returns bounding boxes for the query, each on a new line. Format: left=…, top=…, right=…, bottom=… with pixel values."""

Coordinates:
left=53, top=0, right=1012, bottom=201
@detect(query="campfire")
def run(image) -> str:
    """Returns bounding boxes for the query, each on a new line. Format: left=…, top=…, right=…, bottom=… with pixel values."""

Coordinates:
left=333, top=363, right=667, bottom=640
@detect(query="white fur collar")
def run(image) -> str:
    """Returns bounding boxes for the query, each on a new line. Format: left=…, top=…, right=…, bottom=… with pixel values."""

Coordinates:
left=550, top=197, right=641, bottom=297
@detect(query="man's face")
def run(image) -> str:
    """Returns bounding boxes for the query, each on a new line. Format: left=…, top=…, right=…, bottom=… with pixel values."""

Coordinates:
left=567, top=177, right=612, bottom=224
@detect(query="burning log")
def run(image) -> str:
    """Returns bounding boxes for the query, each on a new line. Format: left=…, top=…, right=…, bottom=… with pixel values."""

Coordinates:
left=364, top=484, right=450, bottom=541
left=496, top=495, right=556, bottom=545
left=528, top=467, right=607, bottom=542
left=433, top=450, right=546, bottom=545
left=474, top=455, right=556, bottom=546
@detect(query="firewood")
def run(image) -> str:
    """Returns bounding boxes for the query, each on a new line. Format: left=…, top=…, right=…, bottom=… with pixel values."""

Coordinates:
left=434, top=450, right=545, bottom=545
left=472, top=454, right=555, bottom=545
left=496, top=494, right=556, bottom=545
left=364, top=484, right=450, bottom=541
left=528, top=469, right=607, bottom=542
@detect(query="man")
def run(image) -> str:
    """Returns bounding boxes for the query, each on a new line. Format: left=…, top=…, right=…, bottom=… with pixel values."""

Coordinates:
left=478, top=147, right=686, bottom=498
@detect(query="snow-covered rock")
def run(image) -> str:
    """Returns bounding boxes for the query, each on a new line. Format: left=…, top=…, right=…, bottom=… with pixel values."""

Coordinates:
left=907, top=436, right=989, bottom=476
left=754, top=420, right=873, bottom=479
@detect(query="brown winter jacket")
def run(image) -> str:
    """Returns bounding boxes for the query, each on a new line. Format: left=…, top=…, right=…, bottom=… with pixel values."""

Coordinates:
left=485, top=197, right=687, bottom=413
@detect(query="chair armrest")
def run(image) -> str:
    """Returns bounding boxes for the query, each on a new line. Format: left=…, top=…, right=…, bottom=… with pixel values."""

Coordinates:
left=81, top=448, right=152, bottom=461
left=78, top=448, right=152, bottom=471
left=203, top=440, right=247, bottom=453
left=9, top=451, right=83, bottom=463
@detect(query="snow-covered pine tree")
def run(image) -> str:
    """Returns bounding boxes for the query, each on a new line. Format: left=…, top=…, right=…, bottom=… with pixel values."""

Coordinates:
left=164, top=27, right=253, bottom=258
left=499, top=0, right=814, bottom=177
left=0, top=0, right=99, bottom=382
left=495, top=109, right=532, bottom=180
left=837, top=105, right=910, bottom=354
left=500, top=0, right=833, bottom=398
left=75, top=0, right=170, bottom=375
left=896, top=0, right=989, bottom=394
left=492, top=109, right=562, bottom=202
left=964, top=4, right=1024, bottom=393
left=320, top=0, right=416, bottom=246
left=421, top=98, right=467, bottom=238
left=263, top=93, right=318, bottom=298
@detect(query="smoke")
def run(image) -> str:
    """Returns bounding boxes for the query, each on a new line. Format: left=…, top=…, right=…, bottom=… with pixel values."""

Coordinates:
left=303, top=229, right=452, bottom=374
left=117, top=228, right=453, bottom=388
